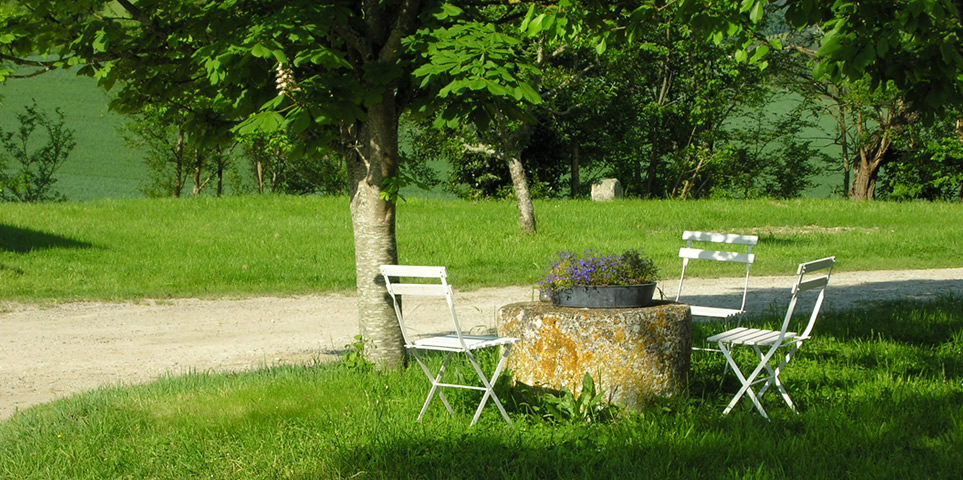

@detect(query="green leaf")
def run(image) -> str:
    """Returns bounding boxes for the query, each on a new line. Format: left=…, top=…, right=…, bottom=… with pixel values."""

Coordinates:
left=289, top=106, right=312, bottom=133
left=876, top=37, right=890, bottom=57
left=260, top=94, right=286, bottom=111
left=750, top=45, right=770, bottom=63
left=749, top=1, right=764, bottom=24
left=817, top=30, right=845, bottom=57
left=250, top=43, right=274, bottom=59
left=234, top=111, right=285, bottom=135
left=853, top=44, right=876, bottom=68
left=520, top=4, right=536, bottom=33
left=514, top=82, right=542, bottom=104
left=595, top=37, right=606, bottom=55
left=434, top=4, right=463, bottom=20
left=92, top=29, right=108, bottom=53
left=527, top=14, right=545, bottom=35
left=468, top=77, right=486, bottom=91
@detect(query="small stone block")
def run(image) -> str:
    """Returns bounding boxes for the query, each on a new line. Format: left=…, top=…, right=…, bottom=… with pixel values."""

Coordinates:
left=591, top=178, right=622, bottom=201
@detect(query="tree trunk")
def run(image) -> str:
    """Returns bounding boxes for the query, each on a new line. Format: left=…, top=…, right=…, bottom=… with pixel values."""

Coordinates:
left=192, top=150, right=203, bottom=197
left=173, top=129, right=185, bottom=198
left=849, top=110, right=893, bottom=201
left=215, top=150, right=224, bottom=197
left=835, top=99, right=851, bottom=198
left=570, top=143, right=579, bottom=198
left=849, top=165, right=876, bottom=200
left=344, top=94, right=403, bottom=369
left=645, top=129, right=659, bottom=198
left=507, top=153, right=536, bottom=235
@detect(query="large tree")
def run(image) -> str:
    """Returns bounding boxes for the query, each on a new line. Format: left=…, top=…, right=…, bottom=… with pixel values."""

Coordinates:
left=3, top=0, right=960, bottom=368
left=0, top=0, right=546, bottom=367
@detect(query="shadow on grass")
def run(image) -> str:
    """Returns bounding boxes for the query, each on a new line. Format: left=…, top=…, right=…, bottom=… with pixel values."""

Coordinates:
left=332, top=383, right=963, bottom=479
left=680, top=278, right=963, bottom=323
left=0, top=224, right=92, bottom=253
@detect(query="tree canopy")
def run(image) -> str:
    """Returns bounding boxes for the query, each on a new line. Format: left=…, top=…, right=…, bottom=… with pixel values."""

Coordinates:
left=2, top=0, right=961, bottom=366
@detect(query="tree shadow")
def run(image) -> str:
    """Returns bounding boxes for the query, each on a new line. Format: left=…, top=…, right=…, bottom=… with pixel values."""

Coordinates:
left=0, top=224, right=93, bottom=253
left=330, top=385, right=963, bottom=479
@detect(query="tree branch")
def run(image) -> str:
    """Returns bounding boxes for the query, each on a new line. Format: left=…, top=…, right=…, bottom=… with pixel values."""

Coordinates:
left=381, top=0, right=421, bottom=61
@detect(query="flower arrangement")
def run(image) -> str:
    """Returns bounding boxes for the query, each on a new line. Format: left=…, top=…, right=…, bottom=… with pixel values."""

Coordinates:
left=539, top=249, right=660, bottom=299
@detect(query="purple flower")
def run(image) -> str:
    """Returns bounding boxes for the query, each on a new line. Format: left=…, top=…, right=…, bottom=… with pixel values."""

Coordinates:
left=538, top=249, right=659, bottom=298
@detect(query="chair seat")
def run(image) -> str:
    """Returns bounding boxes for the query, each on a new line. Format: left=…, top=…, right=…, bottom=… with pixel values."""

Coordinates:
left=707, top=327, right=796, bottom=346
left=411, top=334, right=518, bottom=352
left=690, top=305, right=745, bottom=319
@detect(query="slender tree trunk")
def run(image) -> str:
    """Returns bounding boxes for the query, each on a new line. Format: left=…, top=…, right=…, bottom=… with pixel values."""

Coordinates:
left=570, top=143, right=579, bottom=198
left=173, top=129, right=185, bottom=198
left=835, top=99, right=851, bottom=198
left=645, top=129, right=659, bottom=197
left=345, top=94, right=403, bottom=369
left=507, top=154, right=536, bottom=234
left=192, top=149, right=204, bottom=197
left=646, top=26, right=673, bottom=198
left=252, top=140, right=265, bottom=194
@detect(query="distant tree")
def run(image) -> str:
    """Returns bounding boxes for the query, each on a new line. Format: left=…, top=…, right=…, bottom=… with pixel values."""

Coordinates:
left=879, top=115, right=963, bottom=201
left=122, top=106, right=234, bottom=198
left=0, top=101, right=75, bottom=202
left=240, top=131, right=347, bottom=196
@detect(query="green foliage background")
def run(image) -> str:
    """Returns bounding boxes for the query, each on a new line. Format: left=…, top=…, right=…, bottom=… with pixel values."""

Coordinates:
left=0, top=69, right=850, bottom=202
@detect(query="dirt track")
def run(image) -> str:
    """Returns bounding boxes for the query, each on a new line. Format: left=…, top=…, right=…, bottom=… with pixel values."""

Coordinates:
left=2, top=268, right=961, bottom=419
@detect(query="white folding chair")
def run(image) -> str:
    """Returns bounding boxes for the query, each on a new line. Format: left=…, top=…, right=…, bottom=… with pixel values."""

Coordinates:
left=707, top=256, right=835, bottom=419
left=676, top=230, right=759, bottom=321
left=379, top=265, right=518, bottom=426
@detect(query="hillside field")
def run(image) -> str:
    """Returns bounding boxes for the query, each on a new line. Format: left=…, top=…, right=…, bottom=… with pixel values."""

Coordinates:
left=0, top=69, right=148, bottom=201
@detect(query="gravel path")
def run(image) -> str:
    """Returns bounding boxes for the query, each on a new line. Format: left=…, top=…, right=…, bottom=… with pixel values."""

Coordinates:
left=1, top=267, right=961, bottom=419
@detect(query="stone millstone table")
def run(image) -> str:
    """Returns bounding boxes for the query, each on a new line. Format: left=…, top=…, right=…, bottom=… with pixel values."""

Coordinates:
left=497, top=301, right=691, bottom=410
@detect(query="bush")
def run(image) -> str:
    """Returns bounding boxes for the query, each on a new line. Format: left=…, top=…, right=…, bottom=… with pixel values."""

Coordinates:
left=0, top=100, right=75, bottom=202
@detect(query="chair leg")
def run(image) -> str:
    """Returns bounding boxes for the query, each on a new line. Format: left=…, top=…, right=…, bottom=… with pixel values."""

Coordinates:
left=718, top=342, right=774, bottom=420
left=413, top=351, right=454, bottom=422
left=466, top=345, right=514, bottom=426
left=759, top=345, right=800, bottom=411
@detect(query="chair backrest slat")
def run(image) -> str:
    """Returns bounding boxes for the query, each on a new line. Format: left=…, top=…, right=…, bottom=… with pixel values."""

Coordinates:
left=795, top=276, right=830, bottom=293
left=380, top=265, right=447, bottom=278
left=800, top=256, right=836, bottom=272
left=676, top=231, right=759, bottom=314
left=679, top=247, right=755, bottom=264
left=780, top=256, right=835, bottom=341
left=387, top=283, right=449, bottom=297
left=379, top=264, right=464, bottom=349
left=683, top=230, right=758, bottom=246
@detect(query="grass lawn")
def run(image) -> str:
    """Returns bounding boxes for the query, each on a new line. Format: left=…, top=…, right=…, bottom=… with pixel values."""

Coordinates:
left=1, top=196, right=961, bottom=478
left=0, top=296, right=960, bottom=479
left=1, top=196, right=961, bottom=303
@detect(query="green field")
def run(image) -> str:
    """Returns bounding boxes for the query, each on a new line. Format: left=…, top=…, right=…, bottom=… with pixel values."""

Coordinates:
left=1, top=196, right=960, bottom=303
left=0, top=69, right=148, bottom=201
